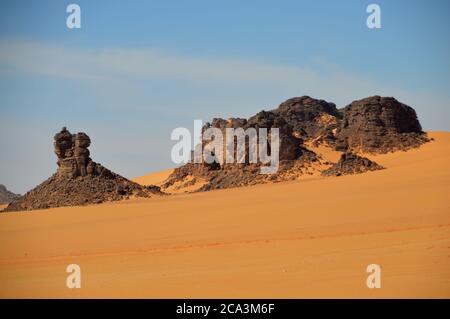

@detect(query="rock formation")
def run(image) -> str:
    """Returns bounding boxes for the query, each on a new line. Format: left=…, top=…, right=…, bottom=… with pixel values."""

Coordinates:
left=321, top=152, right=384, bottom=176
left=271, top=96, right=341, bottom=145
left=0, top=184, right=19, bottom=205
left=334, top=96, right=429, bottom=153
left=202, top=110, right=309, bottom=164
left=4, top=128, right=162, bottom=212
left=3, top=95, right=431, bottom=205
left=163, top=103, right=321, bottom=192
left=162, top=95, right=428, bottom=192
left=52, top=127, right=124, bottom=179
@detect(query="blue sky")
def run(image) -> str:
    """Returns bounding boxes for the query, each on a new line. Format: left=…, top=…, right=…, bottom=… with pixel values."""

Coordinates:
left=0, top=0, right=449, bottom=193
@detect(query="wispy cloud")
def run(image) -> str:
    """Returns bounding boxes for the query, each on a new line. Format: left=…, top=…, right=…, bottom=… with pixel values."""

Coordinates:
left=0, top=38, right=448, bottom=127
left=0, top=39, right=313, bottom=84
left=0, top=39, right=376, bottom=99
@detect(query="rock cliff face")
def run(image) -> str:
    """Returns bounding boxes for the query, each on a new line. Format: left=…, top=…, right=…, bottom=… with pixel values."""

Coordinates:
left=4, top=128, right=162, bottom=212
left=0, top=184, right=19, bottom=205
left=163, top=101, right=323, bottom=192
left=203, top=110, right=306, bottom=164
left=272, top=96, right=341, bottom=145
left=334, top=96, right=428, bottom=153
left=269, top=95, right=428, bottom=153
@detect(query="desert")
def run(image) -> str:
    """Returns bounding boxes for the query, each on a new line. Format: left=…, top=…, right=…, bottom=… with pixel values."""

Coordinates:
left=1, top=0, right=449, bottom=309
left=0, top=123, right=448, bottom=297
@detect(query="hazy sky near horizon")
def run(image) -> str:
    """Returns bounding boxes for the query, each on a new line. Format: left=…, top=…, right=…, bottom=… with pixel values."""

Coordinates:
left=0, top=0, right=449, bottom=193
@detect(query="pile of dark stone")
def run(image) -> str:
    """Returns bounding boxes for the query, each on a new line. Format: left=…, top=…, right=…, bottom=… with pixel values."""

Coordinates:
left=4, top=128, right=162, bottom=212
left=0, top=184, right=19, bottom=205
left=163, top=95, right=428, bottom=191
left=321, top=152, right=384, bottom=176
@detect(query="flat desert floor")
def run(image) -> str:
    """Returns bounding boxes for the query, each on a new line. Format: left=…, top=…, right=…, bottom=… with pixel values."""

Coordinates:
left=0, top=132, right=449, bottom=298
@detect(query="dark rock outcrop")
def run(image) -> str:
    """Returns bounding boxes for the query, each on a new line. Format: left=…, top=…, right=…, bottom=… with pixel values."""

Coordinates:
left=164, top=100, right=327, bottom=192
left=202, top=111, right=305, bottom=163
left=163, top=152, right=317, bottom=192
left=246, top=111, right=303, bottom=160
left=0, top=184, right=19, bottom=205
left=322, top=152, right=384, bottom=176
left=54, top=127, right=112, bottom=178
left=4, top=128, right=162, bottom=212
left=271, top=96, right=341, bottom=144
left=335, top=96, right=429, bottom=153
left=163, top=95, right=428, bottom=192
left=3, top=95, right=430, bottom=204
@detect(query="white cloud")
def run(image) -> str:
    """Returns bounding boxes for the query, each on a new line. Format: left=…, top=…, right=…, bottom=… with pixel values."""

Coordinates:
left=0, top=38, right=448, bottom=126
left=0, top=39, right=373, bottom=101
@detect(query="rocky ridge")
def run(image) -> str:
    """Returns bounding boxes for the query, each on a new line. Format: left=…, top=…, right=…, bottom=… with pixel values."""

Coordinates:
left=0, top=184, right=19, bottom=204
left=2, top=95, right=430, bottom=209
left=4, top=128, right=162, bottom=212
left=321, top=152, right=384, bottom=176
left=162, top=95, right=428, bottom=192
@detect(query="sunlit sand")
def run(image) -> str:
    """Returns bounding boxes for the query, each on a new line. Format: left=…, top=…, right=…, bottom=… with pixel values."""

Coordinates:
left=0, top=132, right=449, bottom=298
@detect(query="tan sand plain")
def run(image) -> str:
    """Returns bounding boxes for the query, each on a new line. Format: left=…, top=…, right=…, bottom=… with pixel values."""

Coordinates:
left=0, top=131, right=449, bottom=298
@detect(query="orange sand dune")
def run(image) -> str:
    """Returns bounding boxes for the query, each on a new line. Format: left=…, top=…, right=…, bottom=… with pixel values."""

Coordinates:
left=132, top=168, right=173, bottom=187
left=133, top=168, right=207, bottom=194
left=0, top=132, right=449, bottom=298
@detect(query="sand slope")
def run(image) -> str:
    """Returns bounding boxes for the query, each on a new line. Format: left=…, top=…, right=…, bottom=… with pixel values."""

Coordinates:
left=132, top=168, right=173, bottom=187
left=0, top=132, right=449, bottom=298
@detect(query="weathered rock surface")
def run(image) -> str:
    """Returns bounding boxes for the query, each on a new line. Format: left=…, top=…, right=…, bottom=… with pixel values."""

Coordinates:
left=4, top=128, right=162, bottom=212
left=3, top=95, right=430, bottom=204
left=0, top=184, right=19, bottom=205
left=334, top=96, right=429, bottom=153
left=322, top=152, right=384, bottom=176
left=163, top=150, right=317, bottom=192
left=271, top=96, right=341, bottom=145
left=163, top=95, right=428, bottom=192
left=203, top=110, right=305, bottom=164
left=164, top=101, right=322, bottom=191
